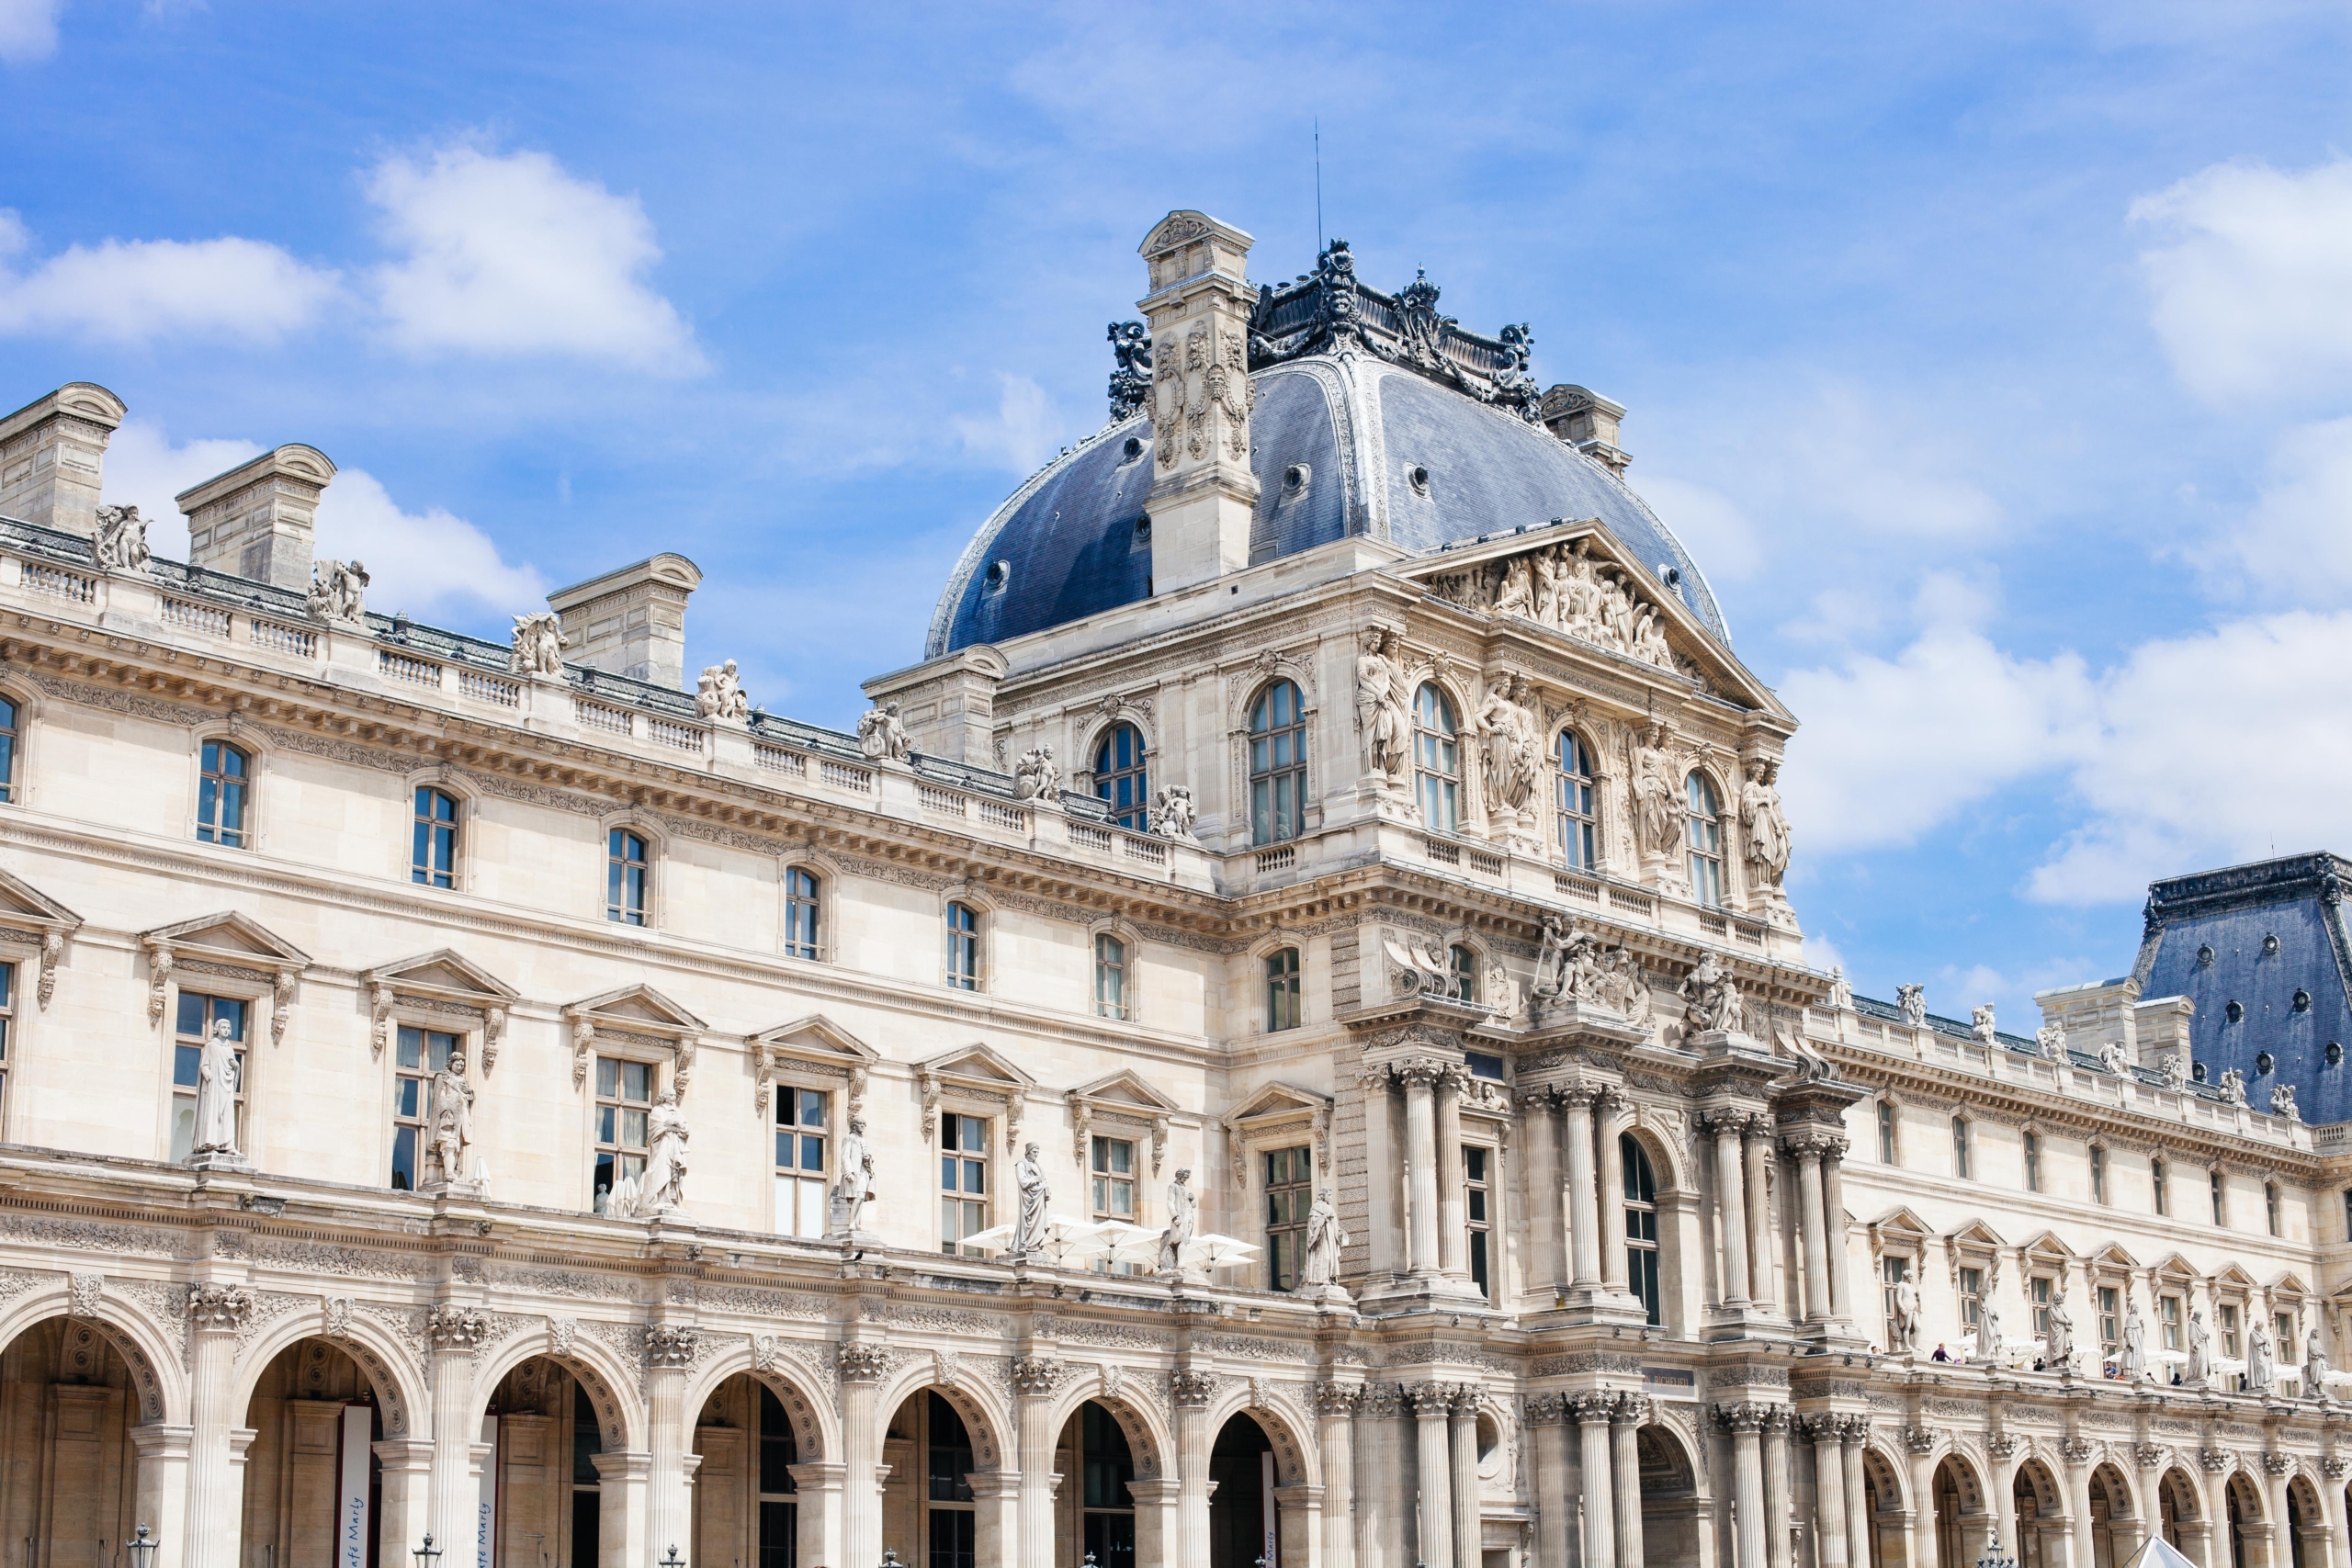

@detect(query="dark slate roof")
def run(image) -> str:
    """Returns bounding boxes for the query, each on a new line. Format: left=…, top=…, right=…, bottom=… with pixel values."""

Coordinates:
left=2132, top=852, right=2352, bottom=1123
left=927, top=357, right=1729, bottom=658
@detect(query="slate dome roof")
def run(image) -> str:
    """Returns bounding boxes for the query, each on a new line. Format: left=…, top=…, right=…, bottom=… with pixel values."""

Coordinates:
left=927, top=245, right=1729, bottom=660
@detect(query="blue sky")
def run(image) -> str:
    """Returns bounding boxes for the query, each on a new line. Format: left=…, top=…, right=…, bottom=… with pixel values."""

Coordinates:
left=6, top=1, right=2352, bottom=1026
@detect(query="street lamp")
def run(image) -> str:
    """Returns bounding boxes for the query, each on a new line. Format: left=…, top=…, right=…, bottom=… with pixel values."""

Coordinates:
left=880, top=1554, right=904, bottom=1568
left=125, top=1527, right=158, bottom=1568
left=658, top=1550, right=684, bottom=1568
left=412, top=1534, right=442, bottom=1568
left=1975, top=1524, right=2018, bottom=1568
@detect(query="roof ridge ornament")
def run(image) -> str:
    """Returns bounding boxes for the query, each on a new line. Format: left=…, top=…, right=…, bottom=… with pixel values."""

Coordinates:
left=1248, top=240, right=1541, bottom=422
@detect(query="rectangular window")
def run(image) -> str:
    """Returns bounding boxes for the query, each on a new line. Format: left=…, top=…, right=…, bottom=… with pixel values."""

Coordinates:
left=1093, top=934, right=1127, bottom=1020
left=2023, top=1131, right=2041, bottom=1192
left=2091, top=1146, right=2108, bottom=1204
left=1466, top=1145, right=1493, bottom=1301
left=2098, top=1285, right=2120, bottom=1359
left=170, top=991, right=247, bottom=1162
left=1091, top=1135, right=1137, bottom=1275
left=2030, top=1275, right=2053, bottom=1344
left=2220, top=1303, right=2241, bottom=1359
left=0, top=961, right=15, bottom=1126
left=2160, top=1294, right=2182, bottom=1352
left=1263, top=1145, right=1311, bottom=1292
left=592, top=1057, right=651, bottom=1214
left=775, top=1087, right=829, bottom=1239
left=1958, top=1266, right=1984, bottom=1331
left=606, top=829, right=649, bottom=925
left=197, top=739, right=250, bottom=847
left=1883, top=1255, right=1910, bottom=1344
left=2211, top=1169, right=2226, bottom=1225
left=2278, top=1313, right=2297, bottom=1364
left=940, top=1112, right=989, bottom=1256
left=412, top=786, right=458, bottom=887
left=945, top=902, right=980, bottom=990
left=390, top=1025, right=459, bottom=1191
left=2266, top=1181, right=2280, bottom=1236
left=1623, top=1137, right=1659, bottom=1326
left=1878, top=1100, right=1896, bottom=1165
left=1264, top=948, right=1301, bottom=1032
left=2154, top=1158, right=2169, bottom=1216
left=2344, top=1189, right=2352, bottom=1241
left=1952, top=1117, right=1972, bottom=1180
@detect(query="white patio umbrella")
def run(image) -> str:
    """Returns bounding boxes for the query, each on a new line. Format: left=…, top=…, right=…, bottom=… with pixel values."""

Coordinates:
left=1087, top=1220, right=1166, bottom=1269
left=954, top=1215, right=1103, bottom=1265
left=1181, top=1233, right=1262, bottom=1272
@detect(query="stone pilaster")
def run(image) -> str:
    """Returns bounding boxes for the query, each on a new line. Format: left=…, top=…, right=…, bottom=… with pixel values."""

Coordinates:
left=185, top=1283, right=254, bottom=1568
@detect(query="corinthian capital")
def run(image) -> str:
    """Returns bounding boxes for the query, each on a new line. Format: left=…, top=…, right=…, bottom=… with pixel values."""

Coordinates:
left=1012, top=1357, right=1067, bottom=1397
left=1713, top=1401, right=1766, bottom=1434
left=426, top=1303, right=489, bottom=1353
left=187, top=1283, right=254, bottom=1334
left=1170, top=1369, right=1218, bottom=1408
left=647, top=1324, right=698, bottom=1370
left=1611, top=1392, right=1650, bottom=1425
left=1313, top=1382, right=1363, bottom=1418
left=837, top=1343, right=890, bottom=1382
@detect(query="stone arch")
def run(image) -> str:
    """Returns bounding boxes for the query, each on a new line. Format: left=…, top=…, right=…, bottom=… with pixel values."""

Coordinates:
left=2286, top=1472, right=2325, bottom=1545
left=1932, top=1448, right=1991, bottom=1568
left=232, top=1301, right=426, bottom=1439
left=1203, top=1382, right=1313, bottom=1486
left=1620, top=1111, right=1693, bottom=1196
left=1859, top=1438, right=1909, bottom=1514
left=2086, top=1459, right=2137, bottom=1522
left=471, top=1321, right=643, bottom=1453
left=876, top=1366, right=1009, bottom=1472
left=2225, top=1467, right=2266, bottom=1520
left=681, top=1337, right=836, bottom=1463
left=0, top=1280, right=186, bottom=1426
left=2157, top=1465, right=2204, bottom=1536
left=1043, top=1373, right=1169, bottom=1481
left=2013, top=1453, right=2064, bottom=1514
left=2013, top=1454, right=2070, bottom=1563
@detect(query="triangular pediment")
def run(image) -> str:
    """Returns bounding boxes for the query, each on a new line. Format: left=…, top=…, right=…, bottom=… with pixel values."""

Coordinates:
left=752, top=1015, right=880, bottom=1066
left=2019, top=1229, right=2077, bottom=1263
left=2090, top=1243, right=2141, bottom=1273
left=364, top=949, right=518, bottom=1004
left=2267, top=1270, right=2312, bottom=1298
left=142, top=910, right=310, bottom=967
left=565, top=984, right=705, bottom=1034
left=0, top=868, right=79, bottom=933
left=918, top=1043, right=1035, bottom=1089
left=2211, top=1261, right=2257, bottom=1290
left=1069, top=1068, right=1181, bottom=1114
left=1869, top=1205, right=1934, bottom=1239
left=1944, top=1219, right=2006, bottom=1252
left=2150, top=1252, right=2200, bottom=1284
left=1226, top=1082, right=1330, bottom=1126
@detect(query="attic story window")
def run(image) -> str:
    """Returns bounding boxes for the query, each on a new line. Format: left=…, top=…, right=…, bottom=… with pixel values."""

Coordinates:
left=2265, top=932, right=2281, bottom=954
left=2331, top=1043, right=2345, bottom=1066
left=1407, top=464, right=1431, bottom=497
left=1131, top=516, right=1151, bottom=553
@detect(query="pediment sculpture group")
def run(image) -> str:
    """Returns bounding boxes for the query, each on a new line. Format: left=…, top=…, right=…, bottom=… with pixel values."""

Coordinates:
left=1425, top=538, right=1685, bottom=673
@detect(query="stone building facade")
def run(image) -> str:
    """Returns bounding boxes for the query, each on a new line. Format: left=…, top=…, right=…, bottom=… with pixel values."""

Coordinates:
left=0, top=209, right=2341, bottom=1568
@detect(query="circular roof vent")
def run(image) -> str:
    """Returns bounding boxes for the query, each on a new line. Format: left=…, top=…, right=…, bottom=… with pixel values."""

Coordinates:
left=2256, top=1051, right=2277, bottom=1076
left=2294, top=987, right=2312, bottom=1013
left=983, top=560, right=1011, bottom=594
left=2226, top=999, right=2245, bottom=1023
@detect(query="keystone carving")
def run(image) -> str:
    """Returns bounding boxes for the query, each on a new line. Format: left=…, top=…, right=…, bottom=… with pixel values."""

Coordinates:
left=66, top=1272, right=102, bottom=1319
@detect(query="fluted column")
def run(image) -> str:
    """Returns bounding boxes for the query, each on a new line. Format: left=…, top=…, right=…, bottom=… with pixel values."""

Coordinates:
left=839, top=1342, right=888, bottom=1568
left=1905, top=1427, right=1940, bottom=1568
left=424, top=1304, right=492, bottom=1561
left=1522, top=1089, right=1565, bottom=1296
left=1718, top=1403, right=1769, bottom=1568
left=1316, top=1382, right=1363, bottom=1568
left=1576, top=1393, right=1616, bottom=1568
left=646, top=1323, right=695, bottom=1559
left=370, top=1438, right=431, bottom=1568
left=184, top=1285, right=251, bottom=1568
left=1992, top=1435, right=2022, bottom=1568
left=1411, top=1382, right=1455, bottom=1568
left=1013, top=1357, right=1065, bottom=1568
left=2122, top=1443, right=2164, bottom=1565
left=2323, top=1458, right=2349, bottom=1568
left=1842, top=1420, right=1871, bottom=1568
left=2194, top=1445, right=2230, bottom=1568
left=2261, top=1452, right=2292, bottom=1568
left=1743, top=1117, right=1777, bottom=1307
left=1451, top=1384, right=1482, bottom=1568
left=1611, top=1394, right=1647, bottom=1568
left=1356, top=1386, right=1402, bottom=1568
left=1819, top=1139, right=1854, bottom=1324
left=129, top=1423, right=193, bottom=1568
left=1563, top=1086, right=1602, bottom=1289
left=1175, top=1370, right=1217, bottom=1567
left=1402, top=1064, right=1442, bottom=1278
left=1437, top=1069, right=1468, bottom=1282
left=2063, top=1436, right=2096, bottom=1568
left=1809, top=1416, right=1849, bottom=1568
left=1791, top=1135, right=1832, bottom=1325
left=1709, top=1111, right=1752, bottom=1309
left=1526, top=1395, right=1570, bottom=1568
left=1764, top=1404, right=1794, bottom=1568
left=1597, top=1090, right=1631, bottom=1300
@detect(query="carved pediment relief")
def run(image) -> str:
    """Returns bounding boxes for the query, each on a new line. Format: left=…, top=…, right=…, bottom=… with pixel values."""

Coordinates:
left=1067, top=1068, right=1182, bottom=1172
left=564, top=984, right=707, bottom=1093
left=362, top=949, right=520, bottom=1068
left=0, top=868, right=79, bottom=1010
left=1867, top=1205, right=1934, bottom=1256
left=141, top=910, right=310, bottom=1044
left=751, top=1015, right=879, bottom=1118
left=916, top=1043, right=1035, bottom=1149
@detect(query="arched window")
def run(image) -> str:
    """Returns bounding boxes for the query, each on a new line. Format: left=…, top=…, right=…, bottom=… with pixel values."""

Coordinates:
left=0, top=694, right=19, bottom=803
left=412, top=786, right=458, bottom=887
left=1951, top=1115, right=1972, bottom=1179
left=945, top=902, right=980, bottom=990
left=1685, top=771, right=1724, bottom=908
left=1248, top=680, right=1306, bottom=845
left=1413, top=683, right=1459, bottom=831
left=784, top=867, right=821, bottom=960
left=1449, top=944, right=1477, bottom=1003
left=606, top=829, right=650, bottom=925
left=1091, top=723, right=1148, bottom=831
left=198, top=739, right=251, bottom=848
left=1622, top=1134, right=1661, bottom=1325
left=1556, top=729, right=1598, bottom=868
left=1264, top=947, right=1301, bottom=1032
left=1094, top=933, right=1127, bottom=1020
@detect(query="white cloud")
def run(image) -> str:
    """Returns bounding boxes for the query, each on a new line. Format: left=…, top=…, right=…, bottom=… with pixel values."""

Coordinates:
left=1775, top=574, right=2093, bottom=854
left=951, top=374, right=1062, bottom=475
left=2225, top=415, right=2352, bottom=599
left=367, top=143, right=703, bottom=373
left=1632, top=474, right=1763, bottom=583
left=98, top=420, right=265, bottom=558
left=2132, top=158, right=2352, bottom=405
left=0, top=0, right=59, bottom=64
left=314, top=468, right=545, bottom=625
left=0, top=221, right=339, bottom=344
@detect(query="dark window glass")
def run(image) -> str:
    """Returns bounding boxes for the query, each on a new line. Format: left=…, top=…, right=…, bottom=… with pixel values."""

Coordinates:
left=945, top=902, right=979, bottom=990
left=390, top=1025, right=458, bottom=1191
left=1091, top=723, right=1148, bottom=831
left=1080, top=1403, right=1137, bottom=1568
left=412, top=786, right=458, bottom=887
left=169, top=992, right=246, bottom=1162
left=1686, top=771, right=1724, bottom=908
left=1556, top=729, right=1597, bottom=867
left=1248, top=680, right=1306, bottom=846
left=1466, top=1145, right=1492, bottom=1301
left=1264, top=947, right=1301, bottom=1032
left=198, top=739, right=250, bottom=847
left=0, top=695, right=20, bottom=803
left=1413, top=683, right=1459, bottom=832
left=1094, top=933, right=1126, bottom=1020
left=926, top=1392, right=975, bottom=1503
left=1449, top=944, right=1476, bottom=1003
left=784, top=867, right=821, bottom=960
left=759, top=1384, right=799, bottom=1495
left=1623, top=1134, right=1661, bottom=1326
left=1263, top=1145, right=1311, bottom=1292
left=606, top=829, right=649, bottom=924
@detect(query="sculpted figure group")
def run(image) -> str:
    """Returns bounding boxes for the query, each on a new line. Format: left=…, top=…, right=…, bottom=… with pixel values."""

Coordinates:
left=1529, top=913, right=1652, bottom=1026
left=1426, top=537, right=1681, bottom=673
left=695, top=660, right=751, bottom=722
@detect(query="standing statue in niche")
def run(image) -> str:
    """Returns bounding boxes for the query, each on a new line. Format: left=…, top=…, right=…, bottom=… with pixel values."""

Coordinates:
left=509, top=612, right=565, bottom=675
left=1157, top=1168, right=1198, bottom=1273
left=2123, top=1292, right=2149, bottom=1382
left=2187, top=1309, right=2210, bottom=1384
left=1302, top=1188, right=1350, bottom=1291
left=1013, top=746, right=1063, bottom=806
left=1977, top=1298, right=2004, bottom=1363
left=2308, top=1325, right=2333, bottom=1401
left=1890, top=1274, right=1922, bottom=1354
left=1012, top=1143, right=1050, bottom=1259
left=1679, top=952, right=1745, bottom=1035
left=857, top=700, right=912, bottom=762
left=1737, top=761, right=1792, bottom=889
left=2045, top=1288, right=2075, bottom=1370
left=422, top=1046, right=476, bottom=1189
left=634, top=1089, right=690, bottom=1216
left=1354, top=628, right=1411, bottom=791
left=188, top=1017, right=242, bottom=1160
left=1629, top=720, right=1689, bottom=861
left=93, top=503, right=151, bottom=572
left=830, top=1116, right=875, bottom=1235
left=1896, top=984, right=1928, bottom=1031
left=2247, top=1320, right=2276, bottom=1394
left=1471, top=673, right=1544, bottom=839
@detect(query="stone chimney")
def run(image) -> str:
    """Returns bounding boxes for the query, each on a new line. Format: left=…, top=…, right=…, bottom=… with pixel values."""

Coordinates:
left=1137, top=210, right=1261, bottom=594
left=546, top=554, right=702, bottom=688
left=0, top=382, right=127, bottom=538
left=176, top=446, right=336, bottom=592
left=1542, top=383, right=1630, bottom=478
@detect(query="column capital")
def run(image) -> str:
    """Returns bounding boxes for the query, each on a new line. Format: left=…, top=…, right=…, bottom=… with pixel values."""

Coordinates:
left=1781, top=1130, right=1847, bottom=1163
left=1696, top=1106, right=1748, bottom=1137
left=1570, top=1390, right=1615, bottom=1426
left=187, top=1282, right=254, bottom=1334
left=1839, top=1416, right=1872, bottom=1446
left=2060, top=1437, right=2094, bottom=1465
left=1557, top=1080, right=1602, bottom=1111
left=1522, top=1392, right=1567, bottom=1426
left=2262, top=1451, right=2293, bottom=1477
left=1011, top=1357, right=1067, bottom=1397
left=1448, top=1382, right=1484, bottom=1418
left=1742, top=1112, right=1777, bottom=1143
left=1759, top=1404, right=1794, bottom=1435
left=1170, top=1369, right=1218, bottom=1408
left=1800, top=1412, right=1841, bottom=1442
left=647, top=1324, right=698, bottom=1369
left=1360, top=1382, right=1405, bottom=1419
left=838, top=1342, right=890, bottom=1382
left=1609, top=1393, right=1649, bottom=1426
left=1905, top=1427, right=1939, bottom=1456
left=425, top=1303, right=489, bottom=1353
left=1713, top=1400, right=1769, bottom=1434
left=2324, top=1456, right=2348, bottom=1481
left=1408, top=1382, right=1457, bottom=1417
left=1514, top=1084, right=1558, bottom=1112
left=1986, top=1430, right=2019, bottom=1460
left=1394, top=1057, right=1447, bottom=1089
left=2133, top=1443, right=2165, bottom=1470
left=2199, top=1447, right=2233, bottom=1473
left=1592, top=1084, right=1625, bottom=1116
left=1312, top=1382, right=1363, bottom=1418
